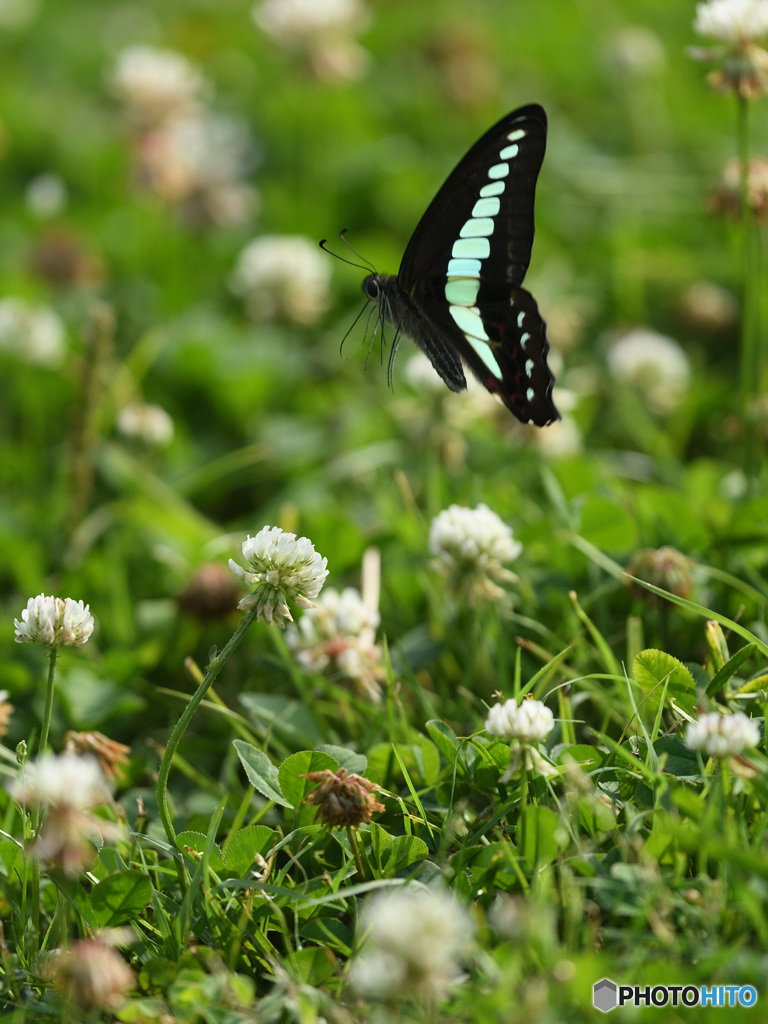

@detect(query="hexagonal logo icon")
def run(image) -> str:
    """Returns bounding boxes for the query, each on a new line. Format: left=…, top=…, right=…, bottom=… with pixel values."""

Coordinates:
left=593, top=978, right=618, bottom=1012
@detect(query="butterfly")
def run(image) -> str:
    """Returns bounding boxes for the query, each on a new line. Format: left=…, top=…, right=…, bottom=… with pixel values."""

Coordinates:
left=331, top=104, right=558, bottom=426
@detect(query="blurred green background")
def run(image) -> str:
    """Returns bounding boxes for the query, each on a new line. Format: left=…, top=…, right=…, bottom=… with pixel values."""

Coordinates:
left=1, top=0, right=766, bottom=786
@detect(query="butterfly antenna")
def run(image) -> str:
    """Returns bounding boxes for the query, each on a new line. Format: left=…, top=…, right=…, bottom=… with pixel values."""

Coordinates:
left=319, top=230, right=377, bottom=273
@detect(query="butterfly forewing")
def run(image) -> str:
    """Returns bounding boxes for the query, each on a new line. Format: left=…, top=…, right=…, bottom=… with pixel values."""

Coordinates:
left=398, top=104, right=557, bottom=426
left=399, top=104, right=546, bottom=288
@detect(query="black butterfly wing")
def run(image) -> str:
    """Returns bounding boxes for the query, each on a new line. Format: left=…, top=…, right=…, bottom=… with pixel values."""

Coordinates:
left=397, top=104, right=558, bottom=426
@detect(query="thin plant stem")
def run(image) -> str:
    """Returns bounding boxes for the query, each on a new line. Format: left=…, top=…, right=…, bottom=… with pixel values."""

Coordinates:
left=346, top=825, right=366, bottom=881
left=37, top=648, right=58, bottom=760
left=156, top=603, right=261, bottom=855
left=26, top=646, right=59, bottom=946
left=736, top=93, right=762, bottom=485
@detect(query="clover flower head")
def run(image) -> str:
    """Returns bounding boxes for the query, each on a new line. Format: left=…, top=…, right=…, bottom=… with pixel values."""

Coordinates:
left=349, top=886, right=474, bottom=1000
left=694, top=0, right=768, bottom=44
left=229, top=525, right=328, bottom=627
left=43, top=938, right=135, bottom=1011
left=606, top=328, right=691, bottom=413
left=302, top=767, right=384, bottom=828
left=111, top=45, right=206, bottom=125
left=285, top=586, right=384, bottom=700
left=429, top=503, right=521, bottom=602
left=10, top=753, right=121, bottom=876
left=117, top=401, right=174, bottom=447
left=692, top=1, right=768, bottom=96
left=485, top=698, right=554, bottom=744
left=230, top=235, right=331, bottom=324
left=14, top=594, right=94, bottom=649
left=0, top=298, right=66, bottom=367
left=253, top=0, right=370, bottom=79
left=485, top=697, right=557, bottom=780
left=685, top=711, right=760, bottom=757
left=137, top=111, right=258, bottom=227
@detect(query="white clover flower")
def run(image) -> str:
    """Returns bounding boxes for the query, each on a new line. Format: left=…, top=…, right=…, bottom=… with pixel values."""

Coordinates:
left=116, top=402, right=174, bottom=447
left=686, top=711, right=760, bottom=757
left=10, top=753, right=120, bottom=876
left=229, top=526, right=329, bottom=627
left=111, top=45, right=206, bottom=125
left=0, top=298, right=66, bottom=367
left=253, top=0, right=369, bottom=79
left=26, top=173, right=68, bottom=218
left=0, top=0, right=39, bottom=30
left=14, top=595, right=94, bottom=649
left=285, top=586, right=383, bottom=700
left=349, top=886, right=474, bottom=1000
left=485, top=698, right=555, bottom=743
left=11, top=752, right=109, bottom=810
left=429, top=503, right=521, bottom=601
left=486, top=698, right=557, bottom=780
left=607, top=26, right=666, bottom=75
left=230, top=235, right=331, bottom=324
left=694, top=0, right=768, bottom=43
left=606, top=328, right=691, bottom=414
left=45, top=938, right=135, bottom=1012
left=137, top=111, right=257, bottom=227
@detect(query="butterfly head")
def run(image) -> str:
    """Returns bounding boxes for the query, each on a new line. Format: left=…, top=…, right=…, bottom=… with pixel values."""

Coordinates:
left=362, top=274, right=381, bottom=303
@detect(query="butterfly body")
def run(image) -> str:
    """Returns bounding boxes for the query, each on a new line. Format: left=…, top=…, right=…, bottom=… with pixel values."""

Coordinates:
left=363, top=104, right=558, bottom=427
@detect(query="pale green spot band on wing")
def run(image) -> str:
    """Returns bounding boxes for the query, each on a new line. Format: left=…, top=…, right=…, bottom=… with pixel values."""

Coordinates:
left=507, top=128, right=526, bottom=142
left=460, top=217, right=495, bottom=238
left=451, top=236, right=491, bottom=259
left=448, top=304, right=503, bottom=376
left=447, top=257, right=482, bottom=277
left=479, top=181, right=505, bottom=198
left=488, top=162, right=509, bottom=179
left=499, top=143, right=519, bottom=160
left=471, top=196, right=500, bottom=218
left=445, top=277, right=481, bottom=305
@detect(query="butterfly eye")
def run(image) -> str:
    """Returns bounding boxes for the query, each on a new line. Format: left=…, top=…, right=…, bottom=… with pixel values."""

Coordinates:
left=362, top=276, right=380, bottom=301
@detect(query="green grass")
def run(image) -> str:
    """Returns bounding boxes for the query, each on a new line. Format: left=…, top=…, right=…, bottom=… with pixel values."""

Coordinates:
left=1, top=0, right=768, bottom=1020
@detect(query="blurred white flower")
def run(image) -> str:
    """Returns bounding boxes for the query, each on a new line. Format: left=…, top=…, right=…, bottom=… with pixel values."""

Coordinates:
left=137, top=111, right=257, bottom=227
left=349, top=886, right=474, bottom=1000
left=429, top=503, right=521, bottom=602
left=285, top=586, right=384, bottom=700
left=44, top=938, right=135, bottom=1012
left=229, top=525, right=329, bottom=627
left=0, top=0, right=39, bottom=29
left=485, top=697, right=554, bottom=743
left=253, top=0, right=369, bottom=79
left=694, top=0, right=768, bottom=43
left=606, top=328, right=691, bottom=413
left=678, top=280, right=738, bottom=333
left=231, top=235, right=331, bottom=324
left=686, top=711, right=760, bottom=757
left=25, top=173, right=68, bottom=218
left=485, top=697, right=557, bottom=780
left=607, top=26, right=666, bottom=74
left=10, top=753, right=121, bottom=875
left=117, top=401, right=174, bottom=447
left=0, top=298, right=66, bottom=366
left=14, top=595, right=94, bottom=649
left=111, top=45, right=206, bottom=126
left=11, top=752, right=109, bottom=809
